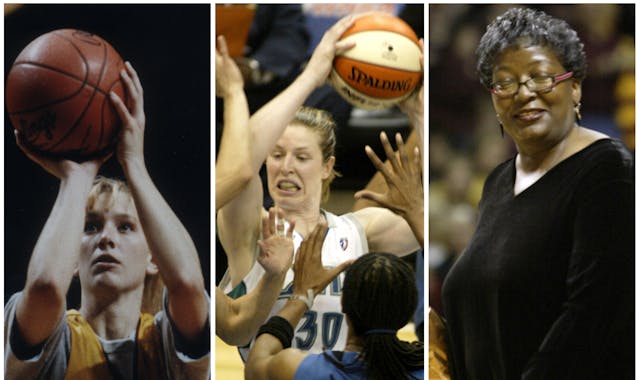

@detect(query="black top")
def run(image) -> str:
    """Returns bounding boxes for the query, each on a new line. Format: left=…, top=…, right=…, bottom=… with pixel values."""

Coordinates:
left=442, top=139, right=635, bottom=380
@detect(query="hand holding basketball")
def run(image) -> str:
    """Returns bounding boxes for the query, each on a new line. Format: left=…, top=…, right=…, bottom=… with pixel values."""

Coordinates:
left=110, top=62, right=146, bottom=168
left=330, top=13, right=422, bottom=109
left=14, top=129, right=110, bottom=181
left=302, top=15, right=356, bottom=89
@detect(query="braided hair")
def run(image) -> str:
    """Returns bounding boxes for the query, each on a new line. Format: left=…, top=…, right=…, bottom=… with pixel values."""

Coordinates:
left=340, top=253, right=424, bottom=380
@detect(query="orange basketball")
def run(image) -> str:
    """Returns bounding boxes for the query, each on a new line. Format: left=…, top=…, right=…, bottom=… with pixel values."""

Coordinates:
left=330, top=13, right=422, bottom=110
left=6, top=29, right=125, bottom=159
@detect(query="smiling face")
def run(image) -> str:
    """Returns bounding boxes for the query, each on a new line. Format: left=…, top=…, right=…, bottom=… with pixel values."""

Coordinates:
left=266, top=124, right=335, bottom=212
left=491, top=45, right=581, bottom=153
left=79, top=189, right=155, bottom=294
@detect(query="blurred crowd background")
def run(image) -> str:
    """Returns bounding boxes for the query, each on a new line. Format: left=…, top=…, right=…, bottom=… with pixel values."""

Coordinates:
left=428, top=4, right=635, bottom=315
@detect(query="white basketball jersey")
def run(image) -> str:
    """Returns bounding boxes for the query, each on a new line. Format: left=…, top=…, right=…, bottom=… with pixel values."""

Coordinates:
left=220, top=210, right=368, bottom=361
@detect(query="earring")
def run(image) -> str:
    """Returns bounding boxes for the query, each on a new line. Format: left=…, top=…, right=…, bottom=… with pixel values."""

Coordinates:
left=574, top=102, right=582, bottom=125
left=497, top=114, right=504, bottom=138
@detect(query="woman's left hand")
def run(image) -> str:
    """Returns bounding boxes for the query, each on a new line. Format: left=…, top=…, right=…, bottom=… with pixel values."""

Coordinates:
left=355, top=132, right=423, bottom=218
left=110, top=61, right=146, bottom=168
left=292, top=222, right=352, bottom=298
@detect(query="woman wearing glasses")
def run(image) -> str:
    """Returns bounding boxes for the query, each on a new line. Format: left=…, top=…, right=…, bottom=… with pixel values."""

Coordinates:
left=441, top=7, right=634, bottom=379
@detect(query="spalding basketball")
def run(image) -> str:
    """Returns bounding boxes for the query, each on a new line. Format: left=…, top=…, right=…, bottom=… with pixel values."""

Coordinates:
left=330, top=13, right=422, bottom=110
left=6, top=29, right=126, bottom=159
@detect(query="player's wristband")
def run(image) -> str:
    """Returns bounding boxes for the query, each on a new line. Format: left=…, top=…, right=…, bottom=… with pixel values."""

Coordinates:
left=291, top=289, right=315, bottom=310
left=257, top=316, right=294, bottom=349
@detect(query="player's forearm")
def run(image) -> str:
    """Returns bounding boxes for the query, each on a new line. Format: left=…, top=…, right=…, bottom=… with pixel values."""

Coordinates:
left=124, top=161, right=208, bottom=339
left=276, top=298, right=308, bottom=328
left=218, top=272, right=287, bottom=345
left=25, top=174, right=93, bottom=297
left=252, top=298, right=307, bottom=358
left=248, top=71, right=318, bottom=171
left=18, top=174, right=93, bottom=346
left=404, top=208, right=424, bottom=247
left=123, top=160, right=204, bottom=292
left=216, top=90, right=252, bottom=209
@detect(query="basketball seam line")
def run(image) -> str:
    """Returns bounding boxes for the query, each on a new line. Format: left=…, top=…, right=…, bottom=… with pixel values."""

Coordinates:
left=341, top=30, right=421, bottom=47
left=336, top=58, right=421, bottom=74
left=10, top=61, right=115, bottom=98
left=11, top=31, right=107, bottom=153
left=49, top=33, right=108, bottom=152
left=335, top=54, right=422, bottom=78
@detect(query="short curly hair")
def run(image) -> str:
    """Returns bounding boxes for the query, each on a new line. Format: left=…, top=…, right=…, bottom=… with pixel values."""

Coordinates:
left=476, top=7, right=587, bottom=88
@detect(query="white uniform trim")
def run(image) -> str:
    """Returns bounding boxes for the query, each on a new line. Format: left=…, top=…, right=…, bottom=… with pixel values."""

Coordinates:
left=220, top=210, right=368, bottom=361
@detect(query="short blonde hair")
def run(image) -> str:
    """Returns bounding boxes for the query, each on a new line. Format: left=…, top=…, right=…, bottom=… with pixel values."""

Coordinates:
left=86, top=176, right=164, bottom=314
left=86, top=176, right=131, bottom=211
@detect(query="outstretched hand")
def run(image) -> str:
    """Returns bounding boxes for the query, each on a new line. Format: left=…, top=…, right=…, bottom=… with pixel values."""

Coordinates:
left=110, top=61, right=146, bottom=168
left=216, top=35, right=244, bottom=98
left=292, top=221, right=351, bottom=298
left=257, top=207, right=295, bottom=277
left=355, top=132, right=423, bottom=218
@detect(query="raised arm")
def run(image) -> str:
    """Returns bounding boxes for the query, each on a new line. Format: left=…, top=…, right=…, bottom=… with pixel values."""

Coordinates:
left=245, top=222, right=352, bottom=380
left=244, top=14, right=356, bottom=176
left=216, top=208, right=295, bottom=345
left=217, top=15, right=356, bottom=285
left=110, top=63, right=207, bottom=342
left=13, top=134, right=108, bottom=347
left=215, top=35, right=252, bottom=209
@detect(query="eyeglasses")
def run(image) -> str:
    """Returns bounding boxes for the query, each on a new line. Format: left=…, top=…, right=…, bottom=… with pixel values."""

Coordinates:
left=490, top=72, right=574, bottom=97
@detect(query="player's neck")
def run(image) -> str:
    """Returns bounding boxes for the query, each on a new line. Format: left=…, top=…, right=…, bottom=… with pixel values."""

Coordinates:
left=79, top=286, right=143, bottom=340
left=344, top=331, right=364, bottom=353
left=283, top=208, right=324, bottom=239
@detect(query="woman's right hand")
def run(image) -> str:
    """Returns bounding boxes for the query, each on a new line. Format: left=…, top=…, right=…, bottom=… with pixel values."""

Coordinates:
left=257, top=207, right=296, bottom=278
left=216, top=35, right=244, bottom=98
left=302, top=14, right=356, bottom=88
left=14, top=129, right=109, bottom=181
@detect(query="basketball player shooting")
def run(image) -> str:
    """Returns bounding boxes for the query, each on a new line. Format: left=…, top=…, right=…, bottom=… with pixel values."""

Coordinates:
left=4, top=62, right=210, bottom=379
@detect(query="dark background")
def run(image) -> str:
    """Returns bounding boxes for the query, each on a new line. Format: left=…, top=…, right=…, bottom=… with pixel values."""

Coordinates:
left=4, top=4, right=211, bottom=306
